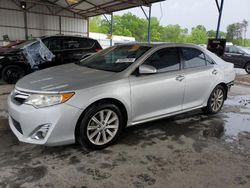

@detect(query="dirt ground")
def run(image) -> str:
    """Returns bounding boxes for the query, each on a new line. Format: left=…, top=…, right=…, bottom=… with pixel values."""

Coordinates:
left=236, top=74, right=250, bottom=84
left=0, top=74, right=250, bottom=188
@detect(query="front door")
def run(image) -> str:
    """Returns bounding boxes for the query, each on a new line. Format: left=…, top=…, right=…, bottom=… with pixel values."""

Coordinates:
left=129, top=47, right=185, bottom=123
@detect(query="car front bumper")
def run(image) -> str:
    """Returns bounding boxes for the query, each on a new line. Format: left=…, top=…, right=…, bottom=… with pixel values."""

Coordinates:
left=7, top=95, right=82, bottom=146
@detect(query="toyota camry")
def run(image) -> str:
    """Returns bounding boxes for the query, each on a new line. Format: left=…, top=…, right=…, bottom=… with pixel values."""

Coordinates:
left=8, top=43, right=235, bottom=149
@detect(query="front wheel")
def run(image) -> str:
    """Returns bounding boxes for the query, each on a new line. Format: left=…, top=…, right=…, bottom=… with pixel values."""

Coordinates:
left=77, top=103, right=124, bottom=149
left=1, top=65, right=25, bottom=84
left=202, top=85, right=225, bottom=114
left=245, top=62, right=250, bottom=74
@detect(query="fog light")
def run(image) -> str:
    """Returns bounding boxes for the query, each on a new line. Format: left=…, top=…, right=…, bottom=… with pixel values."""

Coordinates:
left=31, top=124, right=51, bottom=140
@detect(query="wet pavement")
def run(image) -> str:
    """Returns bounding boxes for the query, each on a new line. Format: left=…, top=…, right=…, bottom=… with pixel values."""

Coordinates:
left=0, top=82, right=250, bottom=187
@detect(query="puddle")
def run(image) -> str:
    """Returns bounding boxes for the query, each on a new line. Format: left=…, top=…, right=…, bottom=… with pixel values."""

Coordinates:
left=223, top=112, right=250, bottom=142
left=222, top=95, right=250, bottom=143
left=225, top=95, right=250, bottom=107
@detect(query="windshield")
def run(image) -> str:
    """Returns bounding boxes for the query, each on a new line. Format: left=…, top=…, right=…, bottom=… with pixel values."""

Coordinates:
left=77, top=45, right=151, bottom=72
left=238, top=46, right=250, bottom=54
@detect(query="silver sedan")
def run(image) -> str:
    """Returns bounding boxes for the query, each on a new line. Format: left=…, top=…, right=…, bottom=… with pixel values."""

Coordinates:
left=8, top=43, right=235, bottom=149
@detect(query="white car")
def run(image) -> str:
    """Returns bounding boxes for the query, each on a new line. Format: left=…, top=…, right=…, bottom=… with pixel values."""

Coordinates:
left=8, top=43, right=235, bottom=149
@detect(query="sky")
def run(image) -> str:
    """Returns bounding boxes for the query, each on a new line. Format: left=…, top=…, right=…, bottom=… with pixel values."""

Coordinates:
left=116, top=0, right=250, bottom=38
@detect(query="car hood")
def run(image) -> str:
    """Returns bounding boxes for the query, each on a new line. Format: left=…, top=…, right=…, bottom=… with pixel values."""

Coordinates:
left=16, top=63, right=117, bottom=93
left=0, top=48, right=22, bottom=56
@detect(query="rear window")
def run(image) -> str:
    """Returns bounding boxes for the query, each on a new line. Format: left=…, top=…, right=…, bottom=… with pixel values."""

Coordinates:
left=182, top=48, right=207, bottom=68
left=78, top=38, right=95, bottom=48
left=63, top=37, right=95, bottom=50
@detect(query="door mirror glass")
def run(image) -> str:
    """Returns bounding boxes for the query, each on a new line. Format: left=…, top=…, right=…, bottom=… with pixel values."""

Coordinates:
left=139, top=65, right=157, bottom=74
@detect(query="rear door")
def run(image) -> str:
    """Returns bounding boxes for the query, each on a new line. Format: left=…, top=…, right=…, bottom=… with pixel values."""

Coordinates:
left=61, top=37, right=82, bottom=63
left=39, top=37, right=61, bottom=69
left=61, top=37, right=97, bottom=63
left=129, top=47, right=185, bottom=122
left=181, top=47, right=218, bottom=110
left=223, top=46, right=245, bottom=68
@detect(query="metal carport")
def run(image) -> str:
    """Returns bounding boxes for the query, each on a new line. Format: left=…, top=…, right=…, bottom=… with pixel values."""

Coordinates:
left=0, top=0, right=225, bottom=44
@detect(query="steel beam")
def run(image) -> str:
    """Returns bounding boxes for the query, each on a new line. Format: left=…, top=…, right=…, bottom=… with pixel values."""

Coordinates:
left=24, top=11, right=28, bottom=40
left=141, top=5, right=152, bottom=43
left=110, top=13, right=113, bottom=46
left=215, top=0, right=225, bottom=39
left=148, top=4, right=152, bottom=43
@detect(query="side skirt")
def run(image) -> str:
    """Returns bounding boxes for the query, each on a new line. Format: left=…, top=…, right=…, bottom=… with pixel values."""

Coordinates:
left=128, top=105, right=204, bottom=127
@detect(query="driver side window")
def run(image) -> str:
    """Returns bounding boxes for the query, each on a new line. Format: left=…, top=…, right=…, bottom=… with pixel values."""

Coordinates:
left=144, top=47, right=180, bottom=73
left=229, top=46, right=240, bottom=54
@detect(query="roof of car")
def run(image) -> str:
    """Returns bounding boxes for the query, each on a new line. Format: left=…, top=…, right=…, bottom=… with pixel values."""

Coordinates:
left=115, top=42, right=203, bottom=49
left=42, top=35, right=97, bottom=40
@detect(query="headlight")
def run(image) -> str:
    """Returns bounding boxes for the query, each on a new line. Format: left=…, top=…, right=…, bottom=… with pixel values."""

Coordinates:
left=25, top=93, right=74, bottom=108
left=0, top=56, right=4, bottom=60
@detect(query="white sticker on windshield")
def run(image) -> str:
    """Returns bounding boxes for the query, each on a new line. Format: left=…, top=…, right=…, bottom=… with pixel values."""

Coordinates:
left=116, top=58, right=136, bottom=63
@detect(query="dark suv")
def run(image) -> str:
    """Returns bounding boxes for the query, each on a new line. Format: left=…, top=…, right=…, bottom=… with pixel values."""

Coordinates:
left=222, top=45, right=250, bottom=74
left=0, top=35, right=102, bottom=83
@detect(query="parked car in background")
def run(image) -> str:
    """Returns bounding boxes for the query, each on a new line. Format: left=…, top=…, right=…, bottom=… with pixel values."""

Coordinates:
left=0, top=40, right=25, bottom=54
left=8, top=43, right=235, bottom=149
left=222, top=45, right=250, bottom=74
left=0, top=35, right=102, bottom=83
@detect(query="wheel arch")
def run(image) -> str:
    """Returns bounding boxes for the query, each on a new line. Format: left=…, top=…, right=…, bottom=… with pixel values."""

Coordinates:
left=217, top=82, right=228, bottom=100
left=244, top=61, right=250, bottom=72
left=1, top=62, right=30, bottom=74
left=74, top=98, right=128, bottom=143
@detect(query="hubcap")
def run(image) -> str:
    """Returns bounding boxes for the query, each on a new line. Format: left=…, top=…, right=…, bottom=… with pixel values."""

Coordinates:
left=5, top=68, right=21, bottom=80
left=87, top=109, right=119, bottom=145
left=211, top=88, right=224, bottom=112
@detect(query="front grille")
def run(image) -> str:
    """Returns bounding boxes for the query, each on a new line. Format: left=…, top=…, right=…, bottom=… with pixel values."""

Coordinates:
left=11, top=89, right=30, bottom=105
left=11, top=117, right=23, bottom=134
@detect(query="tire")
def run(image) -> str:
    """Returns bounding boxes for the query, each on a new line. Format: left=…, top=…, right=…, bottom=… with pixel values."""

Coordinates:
left=1, top=65, right=25, bottom=84
left=77, top=103, right=124, bottom=150
left=202, top=85, right=225, bottom=114
left=245, top=62, right=250, bottom=74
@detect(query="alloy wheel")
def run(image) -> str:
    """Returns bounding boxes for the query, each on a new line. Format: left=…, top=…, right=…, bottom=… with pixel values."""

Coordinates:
left=211, top=88, right=224, bottom=112
left=87, top=109, right=119, bottom=145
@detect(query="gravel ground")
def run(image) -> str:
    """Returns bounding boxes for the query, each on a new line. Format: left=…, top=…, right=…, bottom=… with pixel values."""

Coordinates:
left=0, top=74, right=250, bottom=188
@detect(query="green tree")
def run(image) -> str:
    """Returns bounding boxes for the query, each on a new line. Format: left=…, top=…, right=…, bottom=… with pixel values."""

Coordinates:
left=89, top=14, right=250, bottom=47
left=188, top=25, right=208, bottom=44
left=89, top=16, right=109, bottom=33
left=207, top=30, right=226, bottom=38
left=160, top=24, right=188, bottom=42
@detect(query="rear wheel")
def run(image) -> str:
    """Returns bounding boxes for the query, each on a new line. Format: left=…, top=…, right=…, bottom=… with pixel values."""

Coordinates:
left=1, top=65, right=25, bottom=84
left=202, top=85, right=225, bottom=114
left=77, top=103, right=124, bottom=149
left=245, top=62, right=250, bottom=74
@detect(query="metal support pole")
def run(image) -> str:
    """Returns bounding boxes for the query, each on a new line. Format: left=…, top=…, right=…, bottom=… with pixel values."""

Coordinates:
left=148, top=4, right=152, bottom=44
left=110, top=13, right=113, bottom=46
left=215, top=0, right=224, bottom=39
left=24, top=10, right=28, bottom=40
left=86, top=17, right=89, bottom=37
left=59, top=16, right=62, bottom=34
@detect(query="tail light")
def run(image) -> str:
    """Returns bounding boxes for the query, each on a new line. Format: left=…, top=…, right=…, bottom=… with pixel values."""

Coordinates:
left=95, top=48, right=102, bottom=52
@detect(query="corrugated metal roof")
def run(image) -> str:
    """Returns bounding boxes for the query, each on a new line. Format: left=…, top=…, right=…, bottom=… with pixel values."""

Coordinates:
left=41, top=0, right=165, bottom=18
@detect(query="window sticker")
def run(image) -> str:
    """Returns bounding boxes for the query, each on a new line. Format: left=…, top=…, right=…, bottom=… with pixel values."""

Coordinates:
left=115, top=58, right=136, bottom=63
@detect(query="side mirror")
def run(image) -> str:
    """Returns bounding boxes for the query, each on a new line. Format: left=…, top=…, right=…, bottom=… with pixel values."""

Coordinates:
left=82, top=53, right=93, bottom=60
left=139, top=65, right=157, bottom=75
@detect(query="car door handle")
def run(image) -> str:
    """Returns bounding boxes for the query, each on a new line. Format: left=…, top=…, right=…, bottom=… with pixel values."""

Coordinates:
left=212, top=69, right=218, bottom=75
left=176, top=75, right=185, bottom=82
